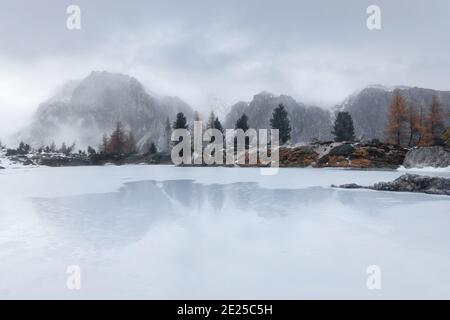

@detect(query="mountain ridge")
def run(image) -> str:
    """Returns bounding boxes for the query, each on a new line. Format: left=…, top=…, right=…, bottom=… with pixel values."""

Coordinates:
left=17, top=71, right=194, bottom=150
left=15, top=71, right=450, bottom=150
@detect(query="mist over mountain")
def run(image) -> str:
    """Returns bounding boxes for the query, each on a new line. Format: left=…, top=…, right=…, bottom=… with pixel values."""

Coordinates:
left=17, top=71, right=194, bottom=150
left=14, top=71, right=450, bottom=150
left=338, top=86, right=450, bottom=140
left=224, top=92, right=333, bottom=143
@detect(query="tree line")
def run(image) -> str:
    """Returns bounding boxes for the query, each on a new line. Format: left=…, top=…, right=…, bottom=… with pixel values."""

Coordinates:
left=2, top=93, right=449, bottom=159
left=385, top=91, right=447, bottom=147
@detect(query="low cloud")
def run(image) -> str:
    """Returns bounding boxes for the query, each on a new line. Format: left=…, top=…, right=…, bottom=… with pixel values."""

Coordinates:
left=1, top=0, right=450, bottom=138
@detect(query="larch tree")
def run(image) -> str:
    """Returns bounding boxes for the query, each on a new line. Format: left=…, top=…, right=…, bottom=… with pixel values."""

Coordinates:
left=107, top=121, right=127, bottom=156
left=428, top=95, right=446, bottom=145
left=417, top=105, right=432, bottom=146
left=172, top=112, right=189, bottom=156
left=407, top=104, right=421, bottom=147
left=386, top=90, right=408, bottom=146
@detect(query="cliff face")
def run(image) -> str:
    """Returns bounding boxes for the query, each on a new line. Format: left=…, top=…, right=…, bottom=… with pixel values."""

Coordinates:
left=16, top=71, right=194, bottom=150
left=224, top=92, right=332, bottom=143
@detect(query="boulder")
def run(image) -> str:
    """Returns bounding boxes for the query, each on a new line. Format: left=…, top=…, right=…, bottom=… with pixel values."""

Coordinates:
left=279, top=146, right=318, bottom=167
left=403, top=146, right=450, bottom=168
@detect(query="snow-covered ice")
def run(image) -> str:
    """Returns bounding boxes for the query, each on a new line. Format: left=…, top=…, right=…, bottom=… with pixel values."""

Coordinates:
left=0, top=165, right=449, bottom=299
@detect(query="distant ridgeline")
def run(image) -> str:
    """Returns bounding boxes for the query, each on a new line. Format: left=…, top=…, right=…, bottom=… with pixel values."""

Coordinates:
left=6, top=72, right=450, bottom=158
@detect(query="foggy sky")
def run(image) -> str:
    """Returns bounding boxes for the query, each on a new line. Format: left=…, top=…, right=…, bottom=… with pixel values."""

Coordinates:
left=1, top=0, right=450, bottom=138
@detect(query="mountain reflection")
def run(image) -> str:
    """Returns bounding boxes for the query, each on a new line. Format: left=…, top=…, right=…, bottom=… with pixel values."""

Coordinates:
left=32, top=179, right=446, bottom=249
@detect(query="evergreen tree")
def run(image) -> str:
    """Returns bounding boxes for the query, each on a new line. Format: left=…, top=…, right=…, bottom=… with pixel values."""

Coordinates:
left=270, top=104, right=291, bottom=144
left=234, top=113, right=250, bottom=149
left=149, top=141, right=157, bottom=154
left=235, top=113, right=249, bottom=131
left=213, top=116, right=224, bottom=133
left=173, top=112, right=188, bottom=130
left=17, top=141, right=31, bottom=155
left=87, top=146, right=96, bottom=156
left=332, top=111, right=355, bottom=142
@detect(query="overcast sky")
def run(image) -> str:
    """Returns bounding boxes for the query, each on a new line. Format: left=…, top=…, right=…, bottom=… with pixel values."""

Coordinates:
left=1, top=0, right=450, bottom=137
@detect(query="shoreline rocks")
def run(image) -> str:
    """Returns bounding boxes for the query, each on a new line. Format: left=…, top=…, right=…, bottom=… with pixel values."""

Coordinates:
left=280, top=141, right=408, bottom=169
left=332, top=174, right=450, bottom=196
left=403, top=146, right=450, bottom=168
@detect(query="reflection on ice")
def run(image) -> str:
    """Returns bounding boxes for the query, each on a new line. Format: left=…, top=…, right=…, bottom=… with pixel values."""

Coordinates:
left=0, top=167, right=449, bottom=299
left=31, top=179, right=449, bottom=250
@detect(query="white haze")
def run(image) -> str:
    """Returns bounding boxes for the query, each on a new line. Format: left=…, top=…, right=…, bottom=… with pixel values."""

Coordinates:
left=1, top=0, right=450, bottom=140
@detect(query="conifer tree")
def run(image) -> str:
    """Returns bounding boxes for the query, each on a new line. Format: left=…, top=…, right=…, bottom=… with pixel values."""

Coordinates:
left=332, top=111, right=355, bottom=142
left=270, top=104, right=291, bottom=144
left=235, top=113, right=249, bottom=131
left=213, top=116, right=224, bottom=133
left=149, top=141, right=157, bottom=154
left=173, top=112, right=188, bottom=130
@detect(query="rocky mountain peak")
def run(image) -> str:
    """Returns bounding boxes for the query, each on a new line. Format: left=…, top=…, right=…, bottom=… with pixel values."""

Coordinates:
left=16, top=71, right=194, bottom=150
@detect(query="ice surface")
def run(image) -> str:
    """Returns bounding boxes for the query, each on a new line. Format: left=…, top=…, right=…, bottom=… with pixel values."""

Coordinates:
left=0, top=165, right=449, bottom=299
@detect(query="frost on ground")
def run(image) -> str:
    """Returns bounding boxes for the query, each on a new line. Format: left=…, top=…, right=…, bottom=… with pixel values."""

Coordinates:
left=0, top=166, right=450, bottom=299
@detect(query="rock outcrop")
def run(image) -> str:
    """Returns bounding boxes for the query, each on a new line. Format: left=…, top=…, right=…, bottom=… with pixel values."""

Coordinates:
left=224, top=92, right=333, bottom=143
left=279, top=141, right=408, bottom=168
left=16, top=71, right=194, bottom=151
left=333, top=174, right=450, bottom=196
left=403, top=146, right=450, bottom=168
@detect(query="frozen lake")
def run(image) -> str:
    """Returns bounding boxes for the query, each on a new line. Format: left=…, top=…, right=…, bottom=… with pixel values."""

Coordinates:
left=0, top=165, right=449, bottom=299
